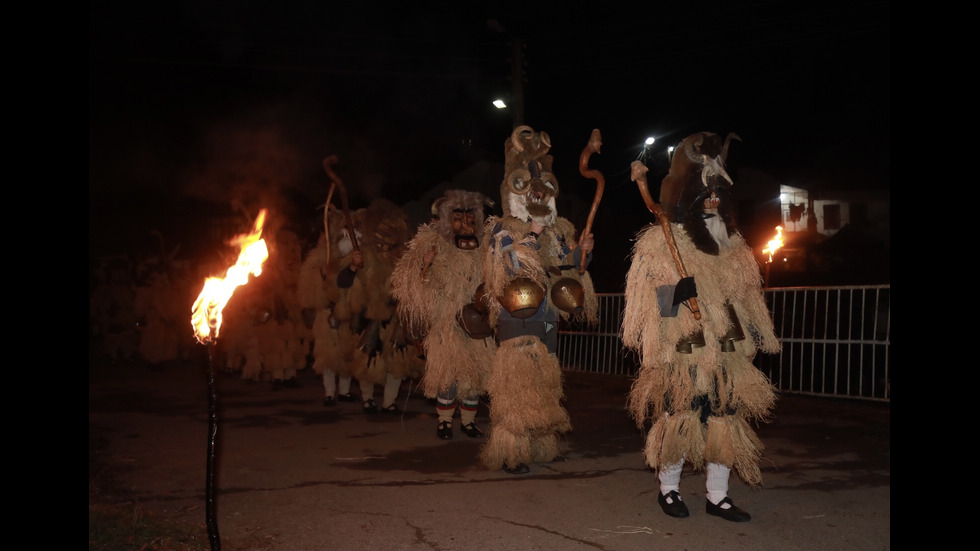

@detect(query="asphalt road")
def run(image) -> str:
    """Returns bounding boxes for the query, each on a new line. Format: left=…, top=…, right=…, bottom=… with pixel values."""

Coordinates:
left=89, top=352, right=890, bottom=551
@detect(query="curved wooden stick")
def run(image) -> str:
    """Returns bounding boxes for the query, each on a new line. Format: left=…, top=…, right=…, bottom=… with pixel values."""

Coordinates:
left=322, top=156, right=360, bottom=254
left=577, top=128, right=604, bottom=274
left=630, top=161, right=701, bottom=320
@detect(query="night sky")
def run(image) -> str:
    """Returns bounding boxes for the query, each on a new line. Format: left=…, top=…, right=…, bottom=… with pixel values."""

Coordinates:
left=90, top=1, right=890, bottom=290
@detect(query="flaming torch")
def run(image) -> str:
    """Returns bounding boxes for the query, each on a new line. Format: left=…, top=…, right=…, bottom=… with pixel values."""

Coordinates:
left=190, top=208, right=269, bottom=551
left=761, top=225, right=784, bottom=288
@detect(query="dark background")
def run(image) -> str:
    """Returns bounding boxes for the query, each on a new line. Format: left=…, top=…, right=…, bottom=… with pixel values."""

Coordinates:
left=89, top=1, right=889, bottom=291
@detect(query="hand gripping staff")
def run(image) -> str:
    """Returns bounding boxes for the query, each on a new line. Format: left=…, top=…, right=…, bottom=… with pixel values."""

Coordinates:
left=630, top=160, right=701, bottom=320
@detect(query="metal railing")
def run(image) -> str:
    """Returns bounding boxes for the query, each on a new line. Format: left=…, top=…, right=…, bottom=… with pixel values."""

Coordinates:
left=557, top=285, right=890, bottom=402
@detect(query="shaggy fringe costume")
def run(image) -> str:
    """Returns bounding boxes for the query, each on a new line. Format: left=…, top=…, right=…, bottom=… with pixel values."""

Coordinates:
left=392, top=190, right=497, bottom=435
left=479, top=126, right=598, bottom=472
left=298, top=213, right=361, bottom=400
left=391, top=191, right=496, bottom=404
left=342, top=198, right=418, bottom=408
left=623, top=226, right=779, bottom=485
left=256, top=229, right=309, bottom=387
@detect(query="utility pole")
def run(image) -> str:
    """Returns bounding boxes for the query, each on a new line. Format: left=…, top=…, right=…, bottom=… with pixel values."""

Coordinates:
left=509, top=37, right=525, bottom=128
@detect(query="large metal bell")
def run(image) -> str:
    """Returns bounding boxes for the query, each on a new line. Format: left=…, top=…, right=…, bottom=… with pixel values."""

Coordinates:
left=719, top=303, right=745, bottom=352
left=456, top=303, right=493, bottom=339
left=498, top=276, right=545, bottom=319
left=675, top=329, right=706, bottom=354
left=550, top=277, right=585, bottom=315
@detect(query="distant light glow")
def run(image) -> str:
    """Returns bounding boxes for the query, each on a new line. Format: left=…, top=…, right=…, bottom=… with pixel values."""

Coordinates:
left=645, top=137, right=655, bottom=146
left=492, top=99, right=507, bottom=109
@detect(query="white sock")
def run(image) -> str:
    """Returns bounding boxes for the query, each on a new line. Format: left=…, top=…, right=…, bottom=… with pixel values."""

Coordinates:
left=659, top=459, right=684, bottom=496
left=706, top=462, right=731, bottom=507
left=323, top=369, right=337, bottom=397
left=338, top=375, right=351, bottom=395
left=383, top=373, right=403, bottom=408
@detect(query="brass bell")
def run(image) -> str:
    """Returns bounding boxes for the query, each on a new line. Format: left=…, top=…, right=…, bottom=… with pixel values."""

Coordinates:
left=675, top=329, right=706, bottom=354
left=498, top=276, right=545, bottom=319
left=456, top=303, right=493, bottom=339
left=550, top=277, right=585, bottom=315
left=719, top=303, right=745, bottom=352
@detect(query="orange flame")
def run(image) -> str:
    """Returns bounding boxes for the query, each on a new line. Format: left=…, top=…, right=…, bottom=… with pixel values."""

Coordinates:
left=191, top=209, right=269, bottom=344
left=761, top=225, right=784, bottom=263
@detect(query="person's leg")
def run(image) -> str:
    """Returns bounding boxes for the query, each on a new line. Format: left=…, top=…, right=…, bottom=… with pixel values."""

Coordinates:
left=436, top=384, right=457, bottom=439
left=705, top=462, right=750, bottom=522
left=359, top=379, right=378, bottom=413
left=657, top=458, right=689, bottom=518
left=322, top=369, right=337, bottom=406
left=338, top=374, right=352, bottom=398
left=382, top=373, right=403, bottom=412
left=459, top=395, right=483, bottom=437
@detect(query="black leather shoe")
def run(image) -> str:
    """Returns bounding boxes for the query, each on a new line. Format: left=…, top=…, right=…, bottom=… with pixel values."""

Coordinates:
left=337, top=393, right=357, bottom=402
left=381, top=404, right=400, bottom=414
left=706, top=497, right=751, bottom=522
left=503, top=463, right=530, bottom=475
left=460, top=422, right=483, bottom=438
left=362, top=399, right=378, bottom=414
left=657, top=490, right=690, bottom=518
left=437, top=421, right=453, bottom=440
left=323, top=396, right=336, bottom=407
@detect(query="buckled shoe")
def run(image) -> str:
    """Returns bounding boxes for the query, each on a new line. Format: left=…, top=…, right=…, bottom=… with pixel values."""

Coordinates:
left=503, top=463, right=530, bottom=475
left=657, top=490, right=690, bottom=518
left=706, top=497, right=751, bottom=522
left=437, top=421, right=453, bottom=440
left=460, top=422, right=483, bottom=438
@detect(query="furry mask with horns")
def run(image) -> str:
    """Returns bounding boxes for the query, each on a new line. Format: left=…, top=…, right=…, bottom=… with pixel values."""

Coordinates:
left=500, top=125, right=558, bottom=227
left=660, top=131, right=742, bottom=255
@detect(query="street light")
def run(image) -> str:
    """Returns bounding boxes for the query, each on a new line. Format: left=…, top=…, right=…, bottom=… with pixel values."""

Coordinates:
left=492, top=99, right=507, bottom=109
left=637, top=137, right=656, bottom=162
left=667, top=146, right=674, bottom=163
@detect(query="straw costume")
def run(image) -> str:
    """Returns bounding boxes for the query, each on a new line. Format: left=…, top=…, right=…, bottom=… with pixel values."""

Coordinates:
left=621, top=131, right=780, bottom=522
left=391, top=189, right=496, bottom=440
left=298, top=204, right=364, bottom=406
left=480, top=125, right=597, bottom=475
left=343, top=197, right=419, bottom=413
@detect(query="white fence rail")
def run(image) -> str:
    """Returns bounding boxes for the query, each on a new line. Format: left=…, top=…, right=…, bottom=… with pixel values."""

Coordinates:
left=557, top=285, right=891, bottom=402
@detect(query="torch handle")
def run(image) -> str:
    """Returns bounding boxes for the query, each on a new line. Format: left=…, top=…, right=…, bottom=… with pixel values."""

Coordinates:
left=630, top=161, right=701, bottom=320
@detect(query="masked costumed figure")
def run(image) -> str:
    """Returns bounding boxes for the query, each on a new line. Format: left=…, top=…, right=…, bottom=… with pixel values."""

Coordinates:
left=343, top=197, right=420, bottom=413
left=251, top=227, right=308, bottom=390
left=621, top=131, right=780, bottom=522
left=480, top=125, right=598, bottom=475
left=298, top=203, right=364, bottom=406
left=391, top=189, right=496, bottom=440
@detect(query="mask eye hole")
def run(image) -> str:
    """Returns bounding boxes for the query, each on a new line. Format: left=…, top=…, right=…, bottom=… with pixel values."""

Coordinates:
left=542, top=175, right=558, bottom=198
left=507, top=169, right=531, bottom=195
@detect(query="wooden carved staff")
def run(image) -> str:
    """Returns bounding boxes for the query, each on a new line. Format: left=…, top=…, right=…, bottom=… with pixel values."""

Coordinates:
left=577, top=128, right=604, bottom=274
left=630, top=160, right=701, bottom=320
left=322, top=155, right=360, bottom=254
